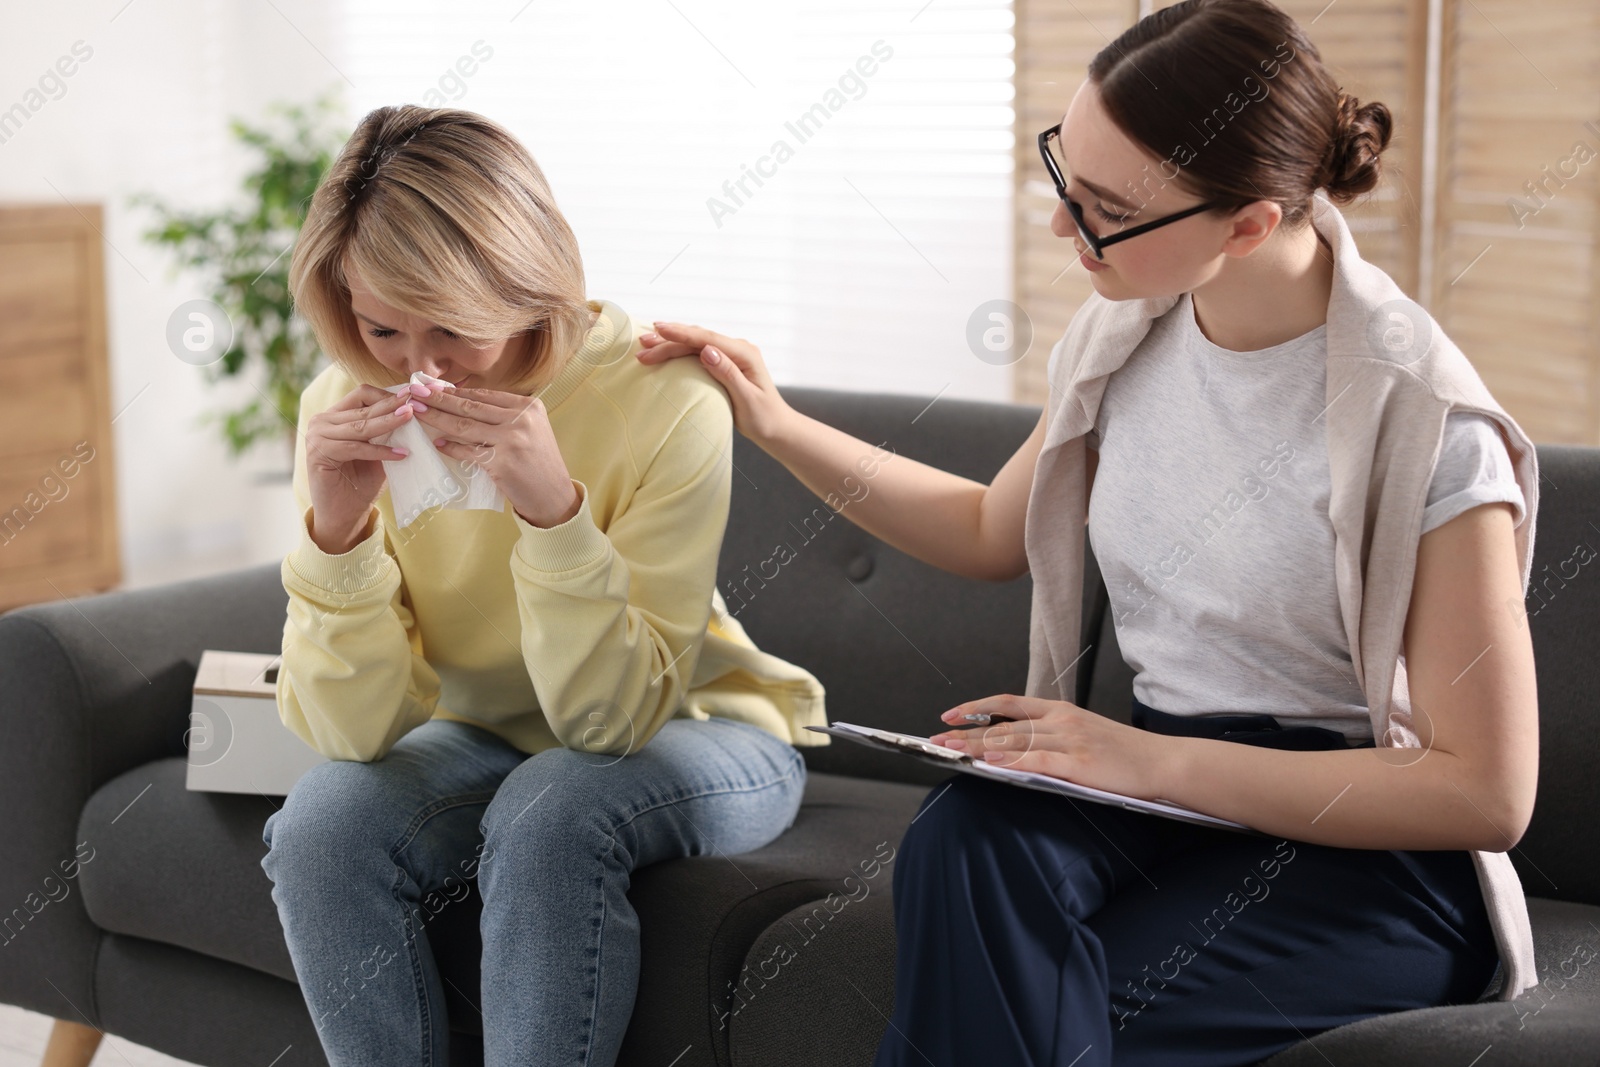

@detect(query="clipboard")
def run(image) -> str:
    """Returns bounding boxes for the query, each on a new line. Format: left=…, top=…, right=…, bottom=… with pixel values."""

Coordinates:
left=805, top=722, right=1264, bottom=836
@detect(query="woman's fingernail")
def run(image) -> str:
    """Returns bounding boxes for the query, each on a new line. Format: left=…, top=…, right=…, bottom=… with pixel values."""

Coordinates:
left=434, top=438, right=446, bottom=448
left=391, top=447, right=409, bottom=457
left=983, top=750, right=1003, bottom=761
left=703, top=346, right=721, bottom=365
left=641, top=332, right=658, bottom=342
left=409, top=399, right=429, bottom=411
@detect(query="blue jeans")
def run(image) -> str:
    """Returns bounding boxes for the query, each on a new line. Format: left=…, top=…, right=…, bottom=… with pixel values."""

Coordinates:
left=872, top=695, right=1500, bottom=1067
left=259, top=715, right=805, bottom=1067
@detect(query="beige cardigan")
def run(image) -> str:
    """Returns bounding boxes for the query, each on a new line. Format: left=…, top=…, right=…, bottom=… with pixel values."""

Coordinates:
left=1023, top=192, right=1540, bottom=1002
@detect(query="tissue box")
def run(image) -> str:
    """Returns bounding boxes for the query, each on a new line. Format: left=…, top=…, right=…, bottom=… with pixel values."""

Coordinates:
left=187, top=650, right=329, bottom=796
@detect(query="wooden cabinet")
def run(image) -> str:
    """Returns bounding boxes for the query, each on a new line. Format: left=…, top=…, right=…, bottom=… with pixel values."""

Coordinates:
left=0, top=203, right=119, bottom=609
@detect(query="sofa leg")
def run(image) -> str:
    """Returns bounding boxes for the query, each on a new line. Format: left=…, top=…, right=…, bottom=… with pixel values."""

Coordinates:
left=40, top=1018, right=103, bottom=1067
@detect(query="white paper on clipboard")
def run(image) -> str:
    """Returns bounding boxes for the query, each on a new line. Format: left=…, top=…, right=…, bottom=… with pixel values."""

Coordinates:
left=805, top=722, right=1263, bottom=836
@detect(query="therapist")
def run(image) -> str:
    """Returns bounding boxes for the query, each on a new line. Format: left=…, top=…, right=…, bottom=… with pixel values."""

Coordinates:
left=636, top=0, right=1538, bottom=1062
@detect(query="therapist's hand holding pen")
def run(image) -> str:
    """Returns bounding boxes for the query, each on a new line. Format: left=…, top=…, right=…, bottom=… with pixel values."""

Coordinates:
left=924, top=693, right=1183, bottom=802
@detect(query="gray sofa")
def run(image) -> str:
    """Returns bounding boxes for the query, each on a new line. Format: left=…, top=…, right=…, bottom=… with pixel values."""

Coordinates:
left=2, top=385, right=1597, bottom=1066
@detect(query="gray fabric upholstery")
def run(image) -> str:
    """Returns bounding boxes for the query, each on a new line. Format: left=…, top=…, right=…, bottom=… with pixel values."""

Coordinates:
left=2, top=387, right=1596, bottom=1066
left=720, top=388, right=1043, bottom=785
left=70, top=756, right=929, bottom=1041
left=1261, top=896, right=1600, bottom=1066
left=0, top=563, right=287, bottom=1026
left=1486, top=446, right=1600, bottom=906
left=729, top=891, right=899, bottom=1066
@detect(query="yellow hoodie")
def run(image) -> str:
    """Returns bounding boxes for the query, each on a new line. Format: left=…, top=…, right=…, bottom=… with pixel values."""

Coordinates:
left=276, top=299, right=829, bottom=763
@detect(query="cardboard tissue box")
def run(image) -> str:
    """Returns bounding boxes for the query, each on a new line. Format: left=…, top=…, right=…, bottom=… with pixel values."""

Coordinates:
left=187, top=650, right=329, bottom=795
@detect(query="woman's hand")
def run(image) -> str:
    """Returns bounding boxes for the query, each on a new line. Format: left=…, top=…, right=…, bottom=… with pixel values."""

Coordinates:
left=305, top=383, right=428, bottom=553
left=409, top=383, right=581, bottom=529
left=927, top=694, right=1182, bottom=802
left=635, top=322, right=793, bottom=444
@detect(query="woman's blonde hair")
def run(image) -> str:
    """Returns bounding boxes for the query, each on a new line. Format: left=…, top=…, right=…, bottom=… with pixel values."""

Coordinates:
left=290, top=105, right=589, bottom=395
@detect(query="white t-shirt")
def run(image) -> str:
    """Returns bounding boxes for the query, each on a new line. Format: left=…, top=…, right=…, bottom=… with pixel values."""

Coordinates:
left=1086, top=291, right=1525, bottom=742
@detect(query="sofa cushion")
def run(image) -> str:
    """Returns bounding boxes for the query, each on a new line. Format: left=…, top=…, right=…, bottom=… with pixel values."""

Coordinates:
left=77, top=757, right=295, bottom=983
left=74, top=754, right=935, bottom=1055
left=1500, top=445, right=1600, bottom=907
left=728, top=889, right=899, bottom=1066
left=726, top=892, right=1600, bottom=1067
left=1261, top=896, right=1600, bottom=1066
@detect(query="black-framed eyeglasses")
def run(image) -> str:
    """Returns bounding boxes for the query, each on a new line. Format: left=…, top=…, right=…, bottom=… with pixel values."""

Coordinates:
left=1038, top=124, right=1225, bottom=261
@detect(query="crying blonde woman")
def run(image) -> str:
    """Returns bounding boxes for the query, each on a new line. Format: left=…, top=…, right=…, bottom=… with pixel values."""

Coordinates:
left=259, top=104, right=828, bottom=1067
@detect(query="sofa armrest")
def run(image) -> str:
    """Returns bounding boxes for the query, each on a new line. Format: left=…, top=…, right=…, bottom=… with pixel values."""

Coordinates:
left=0, top=562, right=286, bottom=1022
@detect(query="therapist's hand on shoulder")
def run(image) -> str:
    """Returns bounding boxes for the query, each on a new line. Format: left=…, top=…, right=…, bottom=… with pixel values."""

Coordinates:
left=928, top=694, right=1181, bottom=803
left=410, top=384, right=581, bottom=529
left=636, top=322, right=793, bottom=444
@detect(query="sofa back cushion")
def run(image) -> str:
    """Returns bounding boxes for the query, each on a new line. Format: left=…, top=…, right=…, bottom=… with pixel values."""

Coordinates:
left=1510, top=444, right=1600, bottom=905
left=719, top=387, right=1042, bottom=785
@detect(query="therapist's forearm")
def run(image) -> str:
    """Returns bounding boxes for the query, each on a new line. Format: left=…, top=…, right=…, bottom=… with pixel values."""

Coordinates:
left=759, top=407, right=1001, bottom=581
left=1157, top=736, right=1524, bottom=852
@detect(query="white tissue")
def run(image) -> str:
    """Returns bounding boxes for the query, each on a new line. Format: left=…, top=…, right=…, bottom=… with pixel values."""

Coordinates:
left=374, top=371, right=506, bottom=529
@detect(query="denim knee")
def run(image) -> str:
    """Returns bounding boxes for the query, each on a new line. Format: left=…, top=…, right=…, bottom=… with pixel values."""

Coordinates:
left=478, top=746, right=608, bottom=848
left=260, top=758, right=403, bottom=881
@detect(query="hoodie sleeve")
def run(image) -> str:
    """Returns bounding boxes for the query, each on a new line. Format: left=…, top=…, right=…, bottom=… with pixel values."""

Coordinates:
left=505, top=393, right=732, bottom=756
left=275, top=375, right=443, bottom=763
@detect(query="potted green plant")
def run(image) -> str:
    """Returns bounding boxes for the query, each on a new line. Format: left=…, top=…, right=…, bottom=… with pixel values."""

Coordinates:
left=133, top=92, right=347, bottom=475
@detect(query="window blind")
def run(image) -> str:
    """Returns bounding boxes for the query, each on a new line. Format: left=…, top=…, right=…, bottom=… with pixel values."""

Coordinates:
left=1432, top=0, right=1600, bottom=443
left=340, top=0, right=1017, bottom=401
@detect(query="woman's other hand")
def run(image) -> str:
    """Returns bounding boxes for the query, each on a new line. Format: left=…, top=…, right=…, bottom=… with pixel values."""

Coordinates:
left=636, top=322, right=793, bottom=444
left=304, top=383, right=425, bottom=553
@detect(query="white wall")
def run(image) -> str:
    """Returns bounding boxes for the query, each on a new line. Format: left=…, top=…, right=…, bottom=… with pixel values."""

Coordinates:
left=2, top=0, right=1014, bottom=592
